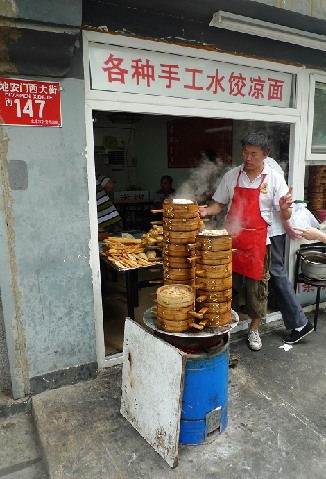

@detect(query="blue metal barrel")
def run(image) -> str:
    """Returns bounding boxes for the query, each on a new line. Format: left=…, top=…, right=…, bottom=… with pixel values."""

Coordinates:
left=179, top=334, right=229, bottom=444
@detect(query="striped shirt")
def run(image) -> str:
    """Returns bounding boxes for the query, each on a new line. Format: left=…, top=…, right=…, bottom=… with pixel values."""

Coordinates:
left=96, top=174, right=121, bottom=228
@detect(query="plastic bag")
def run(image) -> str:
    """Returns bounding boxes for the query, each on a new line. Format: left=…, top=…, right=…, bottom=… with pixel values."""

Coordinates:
left=291, top=203, right=320, bottom=229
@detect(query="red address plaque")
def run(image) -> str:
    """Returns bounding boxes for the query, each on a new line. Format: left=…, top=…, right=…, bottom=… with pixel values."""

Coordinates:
left=0, top=78, right=61, bottom=126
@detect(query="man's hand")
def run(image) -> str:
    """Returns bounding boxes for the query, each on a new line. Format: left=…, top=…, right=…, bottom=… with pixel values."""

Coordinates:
left=279, top=186, right=293, bottom=221
left=279, top=186, right=293, bottom=211
left=198, top=202, right=226, bottom=218
left=198, top=206, right=208, bottom=217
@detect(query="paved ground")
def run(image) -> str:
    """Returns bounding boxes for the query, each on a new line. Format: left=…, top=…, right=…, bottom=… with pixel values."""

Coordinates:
left=0, top=410, right=48, bottom=479
left=1, top=310, right=326, bottom=479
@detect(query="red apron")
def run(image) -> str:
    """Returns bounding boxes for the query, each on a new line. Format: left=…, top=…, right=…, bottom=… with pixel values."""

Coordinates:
left=227, top=171, right=268, bottom=281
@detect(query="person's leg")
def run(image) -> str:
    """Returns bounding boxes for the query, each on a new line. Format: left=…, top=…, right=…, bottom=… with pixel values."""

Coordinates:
left=269, top=235, right=308, bottom=330
left=246, top=245, right=271, bottom=350
left=250, top=318, right=260, bottom=331
left=231, top=272, right=245, bottom=313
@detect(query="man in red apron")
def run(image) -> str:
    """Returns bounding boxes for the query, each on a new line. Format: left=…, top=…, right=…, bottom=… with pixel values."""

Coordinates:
left=199, top=132, right=293, bottom=351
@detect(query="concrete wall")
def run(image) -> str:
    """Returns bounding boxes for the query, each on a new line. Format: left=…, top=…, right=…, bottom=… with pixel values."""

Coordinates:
left=0, top=78, right=97, bottom=398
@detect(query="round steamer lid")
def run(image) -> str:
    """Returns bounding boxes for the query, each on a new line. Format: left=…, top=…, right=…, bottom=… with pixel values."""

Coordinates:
left=198, top=229, right=231, bottom=237
left=171, top=198, right=194, bottom=204
left=157, top=283, right=195, bottom=298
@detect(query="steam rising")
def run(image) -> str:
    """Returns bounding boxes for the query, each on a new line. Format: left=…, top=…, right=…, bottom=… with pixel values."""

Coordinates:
left=172, top=155, right=289, bottom=235
left=173, top=159, right=231, bottom=230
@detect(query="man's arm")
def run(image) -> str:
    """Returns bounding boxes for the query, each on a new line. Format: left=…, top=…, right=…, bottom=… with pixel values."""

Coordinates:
left=198, top=202, right=227, bottom=217
left=281, top=218, right=300, bottom=240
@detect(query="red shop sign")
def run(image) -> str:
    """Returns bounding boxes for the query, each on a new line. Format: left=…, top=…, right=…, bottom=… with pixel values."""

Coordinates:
left=0, top=78, right=61, bottom=127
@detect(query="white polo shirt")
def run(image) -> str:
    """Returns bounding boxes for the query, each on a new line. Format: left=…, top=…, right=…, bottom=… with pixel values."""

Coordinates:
left=212, top=162, right=289, bottom=244
left=264, top=157, right=287, bottom=237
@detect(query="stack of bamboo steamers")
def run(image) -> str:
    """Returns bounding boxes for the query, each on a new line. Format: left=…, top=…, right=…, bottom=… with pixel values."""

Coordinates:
left=307, top=165, right=326, bottom=215
left=162, top=199, right=198, bottom=286
left=195, top=230, right=232, bottom=327
left=152, top=199, right=233, bottom=333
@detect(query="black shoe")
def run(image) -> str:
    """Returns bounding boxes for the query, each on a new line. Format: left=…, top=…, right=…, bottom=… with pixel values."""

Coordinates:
left=283, top=322, right=314, bottom=344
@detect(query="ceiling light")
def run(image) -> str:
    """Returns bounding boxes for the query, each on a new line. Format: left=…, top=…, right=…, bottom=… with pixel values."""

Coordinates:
left=209, top=11, right=326, bottom=52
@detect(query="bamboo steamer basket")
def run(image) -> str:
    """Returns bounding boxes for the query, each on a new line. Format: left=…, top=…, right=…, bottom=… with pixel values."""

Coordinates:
left=163, top=218, right=199, bottom=232
left=196, top=262, right=232, bottom=278
left=196, top=288, right=232, bottom=302
left=310, top=165, right=326, bottom=174
left=163, top=266, right=196, bottom=280
left=308, top=174, right=326, bottom=181
left=164, top=230, right=197, bottom=244
left=196, top=257, right=232, bottom=266
left=163, top=198, right=198, bottom=215
left=196, top=276, right=232, bottom=291
left=307, top=184, right=326, bottom=192
left=163, top=255, right=194, bottom=268
left=156, top=303, right=193, bottom=320
left=163, top=209, right=198, bottom=219
left=308, top=191, right=326, bottom=199
left=308, top=200, right=325, bottom=211
left=196, top=300, right=231, bottom=314
left=309, top=188, right=326, bottom=197
left=163, top=242, right=194, bottom=257
left=164, top=278, right=196, bottom=286
left=195, top=249, right=232, bottom=261
left=203, top=310, right=232, bottom=326
left=308, top=175, right=326, bottom=184
left=157, top=317, right=191, bottom=333
left=196, top=232, right=232, bottom=251
left=156, top=284, right=195, bottom=307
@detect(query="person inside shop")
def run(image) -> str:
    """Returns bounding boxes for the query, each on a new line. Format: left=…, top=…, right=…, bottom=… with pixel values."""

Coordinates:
left=264, top=157, right=314, bottom=345
left=198, top=131, right=293, bottom=351
left=153, top=175, right=175, bottom=210
left=96, top=173, right=124, bottom=234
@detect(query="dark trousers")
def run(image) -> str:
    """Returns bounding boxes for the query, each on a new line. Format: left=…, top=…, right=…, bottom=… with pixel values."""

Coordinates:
left=270, top=234, right=307, bottom=330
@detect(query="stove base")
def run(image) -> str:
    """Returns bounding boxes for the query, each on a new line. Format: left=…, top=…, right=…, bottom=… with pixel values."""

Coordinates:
left=179, top=335, right=229, bottom=445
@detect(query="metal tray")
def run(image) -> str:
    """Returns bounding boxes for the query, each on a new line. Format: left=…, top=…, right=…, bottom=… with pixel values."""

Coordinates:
left=143, top=308, right=239, bottom=350
left=100, top=253, right=162, bottom=272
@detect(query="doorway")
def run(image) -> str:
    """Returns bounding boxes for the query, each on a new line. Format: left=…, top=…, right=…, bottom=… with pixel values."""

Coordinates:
left=92, top=110, right=291, bottom=355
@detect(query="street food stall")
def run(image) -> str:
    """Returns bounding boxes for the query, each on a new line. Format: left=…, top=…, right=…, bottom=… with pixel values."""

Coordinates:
left=120, top=198, right=239, bottom=467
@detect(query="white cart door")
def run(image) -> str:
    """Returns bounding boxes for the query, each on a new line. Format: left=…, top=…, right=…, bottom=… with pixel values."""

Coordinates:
left=120, top=318, right=187, bottom=468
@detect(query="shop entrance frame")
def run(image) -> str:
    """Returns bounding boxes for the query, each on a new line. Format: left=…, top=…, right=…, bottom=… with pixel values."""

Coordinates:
left=83, top=31, right=308, bottom=368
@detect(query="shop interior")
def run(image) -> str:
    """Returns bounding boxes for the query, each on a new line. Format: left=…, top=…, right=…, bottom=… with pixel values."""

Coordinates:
left=93, top=110, right=293, bottom=355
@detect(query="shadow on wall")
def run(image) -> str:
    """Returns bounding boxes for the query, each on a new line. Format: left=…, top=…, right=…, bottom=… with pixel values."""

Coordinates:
left=0, top=291, right=12, bottom=398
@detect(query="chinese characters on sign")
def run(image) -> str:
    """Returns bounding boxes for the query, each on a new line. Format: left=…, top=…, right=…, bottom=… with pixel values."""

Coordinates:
left=119, top=192, right=146, bottom=201
left=0, top=78, right=61, bottom=126
left=297, top=284, right=326, bottom=294
left=114, top=190, right=149, bottom=201
left=89, top=43, right=292, bottom=107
